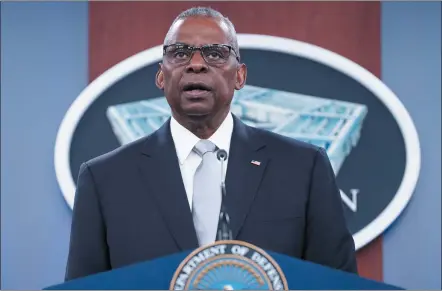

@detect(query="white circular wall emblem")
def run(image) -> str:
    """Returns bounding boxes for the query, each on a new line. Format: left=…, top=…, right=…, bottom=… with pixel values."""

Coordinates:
left=54, top=34, right=421, bottom=251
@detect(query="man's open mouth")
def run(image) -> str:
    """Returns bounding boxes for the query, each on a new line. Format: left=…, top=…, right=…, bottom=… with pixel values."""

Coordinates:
left=182, top=83, right=212, bottom=92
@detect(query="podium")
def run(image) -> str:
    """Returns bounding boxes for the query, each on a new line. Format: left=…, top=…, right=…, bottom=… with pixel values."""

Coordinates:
left=46, top=240, right=402, bottom=290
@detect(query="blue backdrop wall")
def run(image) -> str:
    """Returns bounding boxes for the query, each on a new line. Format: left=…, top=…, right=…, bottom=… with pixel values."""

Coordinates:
left=1, top=2, right=88, bottom=288
left=381, top=2, right=441, bottom=290
left=1, top=1, right=440, bottom=289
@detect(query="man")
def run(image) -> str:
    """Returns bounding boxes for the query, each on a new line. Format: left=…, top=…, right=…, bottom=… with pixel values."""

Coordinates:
left=65, top=6, right=357, bottom=281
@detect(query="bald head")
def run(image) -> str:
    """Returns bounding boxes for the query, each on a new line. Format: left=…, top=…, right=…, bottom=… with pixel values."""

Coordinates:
left=164, top=7, right=240, bottom=60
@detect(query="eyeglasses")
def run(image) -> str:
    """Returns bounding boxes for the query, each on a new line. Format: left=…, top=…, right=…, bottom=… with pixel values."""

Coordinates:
left=163, top=43, right=240, bottom=66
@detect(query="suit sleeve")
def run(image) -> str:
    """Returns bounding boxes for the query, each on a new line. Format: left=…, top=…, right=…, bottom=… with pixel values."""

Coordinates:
left=303, top=147, right=358, bottom=274
left=65, top=162, right=111, bottom=281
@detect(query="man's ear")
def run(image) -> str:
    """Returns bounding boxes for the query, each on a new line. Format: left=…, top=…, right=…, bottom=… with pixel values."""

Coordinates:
left=235, top=63, right=247, bottom=90
left=155, top=63, right=165, bottom=90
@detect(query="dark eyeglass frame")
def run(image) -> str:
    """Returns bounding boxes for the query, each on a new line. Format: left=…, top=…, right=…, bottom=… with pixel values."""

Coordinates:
left=163, top=43, right=240, bottom=65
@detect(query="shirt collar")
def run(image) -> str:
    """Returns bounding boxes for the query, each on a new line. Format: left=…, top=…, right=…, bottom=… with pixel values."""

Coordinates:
left=170, top=112, right=234, bottom=165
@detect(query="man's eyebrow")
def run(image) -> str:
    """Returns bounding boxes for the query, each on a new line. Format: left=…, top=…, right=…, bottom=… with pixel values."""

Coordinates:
left=168, top=42, right=189, bottom=46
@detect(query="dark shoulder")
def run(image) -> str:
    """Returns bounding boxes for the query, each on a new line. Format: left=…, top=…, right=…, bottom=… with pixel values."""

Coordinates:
left=248, top=125, right=322, bottom=158
left=83, top=135, right=149, bottom=171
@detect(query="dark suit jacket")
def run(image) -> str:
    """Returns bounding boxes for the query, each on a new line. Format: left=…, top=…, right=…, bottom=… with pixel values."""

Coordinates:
left=65, top=114, right=357, bottom=281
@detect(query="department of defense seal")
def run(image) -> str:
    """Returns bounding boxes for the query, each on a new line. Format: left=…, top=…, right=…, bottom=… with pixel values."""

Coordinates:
left=170, top=240, right=289, bottom=290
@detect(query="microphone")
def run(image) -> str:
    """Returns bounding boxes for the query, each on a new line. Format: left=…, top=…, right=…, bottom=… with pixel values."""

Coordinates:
left=216, top=149, right=233, bottom=241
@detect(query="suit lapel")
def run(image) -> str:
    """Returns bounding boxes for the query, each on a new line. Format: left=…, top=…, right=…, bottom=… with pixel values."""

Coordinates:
left=225, top=116, right=269, bottom=239
left=138, top=119, right=199, bottom=251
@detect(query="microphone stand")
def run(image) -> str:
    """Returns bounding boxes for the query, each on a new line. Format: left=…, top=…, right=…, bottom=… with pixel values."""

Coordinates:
left=216, top=149, right=233, bottom=241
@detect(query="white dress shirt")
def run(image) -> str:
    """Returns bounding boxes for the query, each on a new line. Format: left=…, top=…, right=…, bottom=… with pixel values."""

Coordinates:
left=170, top=112, right=233, bottom=210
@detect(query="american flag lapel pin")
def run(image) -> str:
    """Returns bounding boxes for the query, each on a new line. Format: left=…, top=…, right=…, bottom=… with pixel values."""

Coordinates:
left=251, top=160, right=261, bottom=166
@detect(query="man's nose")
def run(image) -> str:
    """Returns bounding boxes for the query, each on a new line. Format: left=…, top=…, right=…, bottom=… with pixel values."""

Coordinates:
left=185, top=51, right=208, bottom=73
